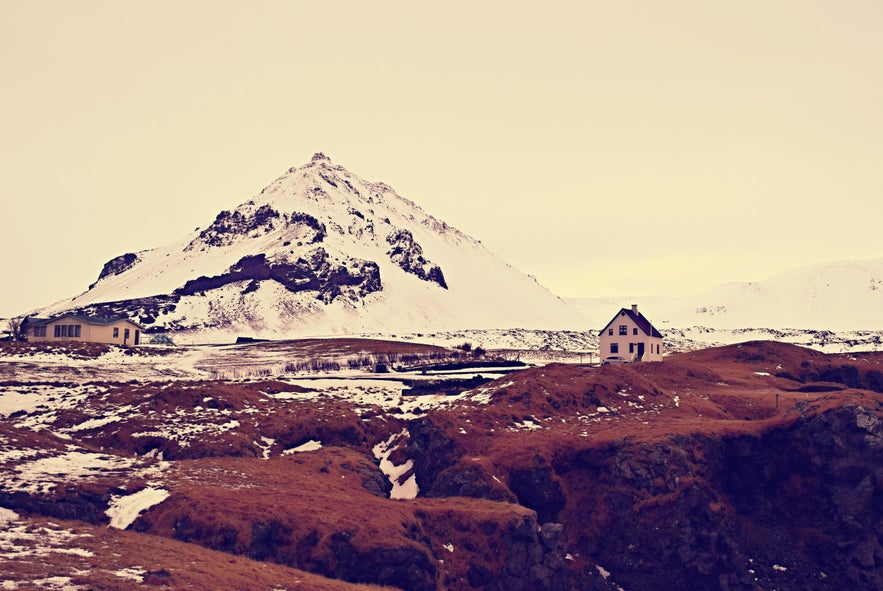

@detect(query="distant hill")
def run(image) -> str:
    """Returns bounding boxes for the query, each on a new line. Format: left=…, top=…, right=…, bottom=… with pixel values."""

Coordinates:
left=569, top=257, right=883, bottom=332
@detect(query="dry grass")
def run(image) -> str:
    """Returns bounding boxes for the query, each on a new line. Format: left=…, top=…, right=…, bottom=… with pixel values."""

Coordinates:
left=5, top=338, right=882, bottom=590
left=0, top=513, right=392, bottom=590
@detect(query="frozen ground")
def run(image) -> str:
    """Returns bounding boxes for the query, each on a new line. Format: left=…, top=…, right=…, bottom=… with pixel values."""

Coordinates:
left=3, top=327, right=882, bottom=385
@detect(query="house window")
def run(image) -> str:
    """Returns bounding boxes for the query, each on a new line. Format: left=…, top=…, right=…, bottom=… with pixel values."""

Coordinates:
left=608, top=328, right=613, bottom=336
left=53, top=324, right=81, bottom=338
left=633, top=328, right=638, bottom=335
left=113, top=327, right=119, bottom=338
left=34, top=326, right=46, bottom=337
left=619, top=325, right=627, bottom=335
left=610, top=343, right=619, bottom=354
left=629, top=343, right=635, bottom=353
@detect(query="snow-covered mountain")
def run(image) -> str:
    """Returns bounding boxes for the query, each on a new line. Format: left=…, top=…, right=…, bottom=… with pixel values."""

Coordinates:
left=569, top=257, right=883, bottom=332
left=39, top=153, right=586, bottom=339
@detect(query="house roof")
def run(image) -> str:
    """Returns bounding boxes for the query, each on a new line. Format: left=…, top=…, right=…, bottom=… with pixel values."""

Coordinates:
left=27, top=314, right=144, bottom=329
left=599, top=308, right=663, bottom=338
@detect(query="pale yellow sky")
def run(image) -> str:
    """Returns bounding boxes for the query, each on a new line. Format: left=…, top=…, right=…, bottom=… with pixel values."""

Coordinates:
left=2, top=1, right=882, bottom=317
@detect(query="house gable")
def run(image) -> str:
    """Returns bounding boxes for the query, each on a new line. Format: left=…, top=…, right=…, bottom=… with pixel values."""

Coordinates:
left=599, top=307, right=662, bottom=338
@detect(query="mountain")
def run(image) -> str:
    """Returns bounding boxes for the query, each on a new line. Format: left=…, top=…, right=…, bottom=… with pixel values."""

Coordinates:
left=39, top=153, right=586, bottom=339
left=569, top=257, right=883, bottom=332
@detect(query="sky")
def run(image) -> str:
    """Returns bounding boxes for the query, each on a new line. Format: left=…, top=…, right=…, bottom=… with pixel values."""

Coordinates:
left=2, top=1, right=882, bottom=317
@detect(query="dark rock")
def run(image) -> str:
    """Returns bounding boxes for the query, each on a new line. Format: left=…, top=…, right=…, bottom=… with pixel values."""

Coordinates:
left=539, top=523, right=563, bottom=551
left=175, top=249, right=381, bottom=305
left=249, top=519, right=290, bottom=561
left=386, top=228, right=447, bottom=289
left=406, top=418, right=462, bottom=497
left=91, top=253, right=140, bottom=288
left=0, top=490, right=111, bottom=524
left=508, top=467, right=566, bottom=524
left=327, top=533, right=436, bottom=591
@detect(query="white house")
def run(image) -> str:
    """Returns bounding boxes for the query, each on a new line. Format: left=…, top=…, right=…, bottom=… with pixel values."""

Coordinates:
left=598, top=305, right=663, bottom=363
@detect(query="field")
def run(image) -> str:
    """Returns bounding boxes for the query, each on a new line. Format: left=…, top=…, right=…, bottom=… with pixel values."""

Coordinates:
left=2, top=338, right=882, bottom=590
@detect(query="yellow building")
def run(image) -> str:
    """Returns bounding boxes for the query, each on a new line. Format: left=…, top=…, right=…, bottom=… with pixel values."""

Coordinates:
left=26, top=314, right=143, bottom=346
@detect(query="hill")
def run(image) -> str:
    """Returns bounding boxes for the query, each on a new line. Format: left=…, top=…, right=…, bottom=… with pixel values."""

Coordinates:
left=569, top=257, right=883, bottom=331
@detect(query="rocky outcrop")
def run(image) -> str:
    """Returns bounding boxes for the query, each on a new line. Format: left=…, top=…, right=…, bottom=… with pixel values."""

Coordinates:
left=777, top=363, right=883, bottom=393
left=324, top=532, right=436, bottom=591
left=386, top=229, right=447, bottom=289
left=176, top=249, right=381, bottom=304
left=186, top=206, right=328, bottom=251
left=405, top=418, right=462, bottom=497
left=715, top=403, right=883, bottom=590
left=90, top=252, right=140, bottom=288
left=497, top=516, right=568, bottom=591
left=545, top=403, right=883, bottom=591
left=66, top=294, right=178, bottom=330
left=0, top=489, right=112, bottom=524
left=187, top=205, right=283, bottom=250
left=508, top=466, right=567, bottom=524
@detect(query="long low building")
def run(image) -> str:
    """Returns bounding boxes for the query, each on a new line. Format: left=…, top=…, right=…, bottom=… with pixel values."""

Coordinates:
left=25, top=314, right=143, bottom=346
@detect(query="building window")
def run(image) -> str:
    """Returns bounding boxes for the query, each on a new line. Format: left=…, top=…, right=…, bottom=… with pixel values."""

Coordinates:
left=629, top=343, right=635, bottom=353
left=53, top=324, right=81, bottom=338
left=113, top=327, right=119, bottom=338
left=610, top=343, right=619, bottom=354
left=34, top=326, right=46, bottom=337
left=608, top=328, right=613, bottom=336
left=619, top=325, right=627, bottom=335
left=633, top=328, right=638, bottom=335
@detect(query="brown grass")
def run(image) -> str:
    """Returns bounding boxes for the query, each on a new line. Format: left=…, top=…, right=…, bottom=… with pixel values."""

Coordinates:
left=0, top=513, right=392, bottom=590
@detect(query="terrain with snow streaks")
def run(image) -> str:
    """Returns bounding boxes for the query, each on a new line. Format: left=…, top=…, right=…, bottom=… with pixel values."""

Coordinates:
left=37, top=153, right=583, bottom=340
left=2, top=339, right=883, bottom=590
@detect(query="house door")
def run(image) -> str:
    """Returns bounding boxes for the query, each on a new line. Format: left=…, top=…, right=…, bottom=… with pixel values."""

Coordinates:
left=134, top=330, right=140, bottom=345
left=637, top=343, right=645, bottom=361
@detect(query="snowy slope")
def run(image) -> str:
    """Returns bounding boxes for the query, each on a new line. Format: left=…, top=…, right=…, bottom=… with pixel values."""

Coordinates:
left=568, top=257, right=883, bottom=331
left=40, top=153, right=586, bottom=339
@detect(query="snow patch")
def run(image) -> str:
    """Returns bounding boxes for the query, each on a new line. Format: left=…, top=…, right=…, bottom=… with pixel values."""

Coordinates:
left=283, top=440, right=322, bottom=454
left=0, top=507, right=20, bottom=525
left=373, top=430, right=418, bottom=500
left=112, top=567, right=147, bottom=583
left=106, top=487, right=171, bottom=530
